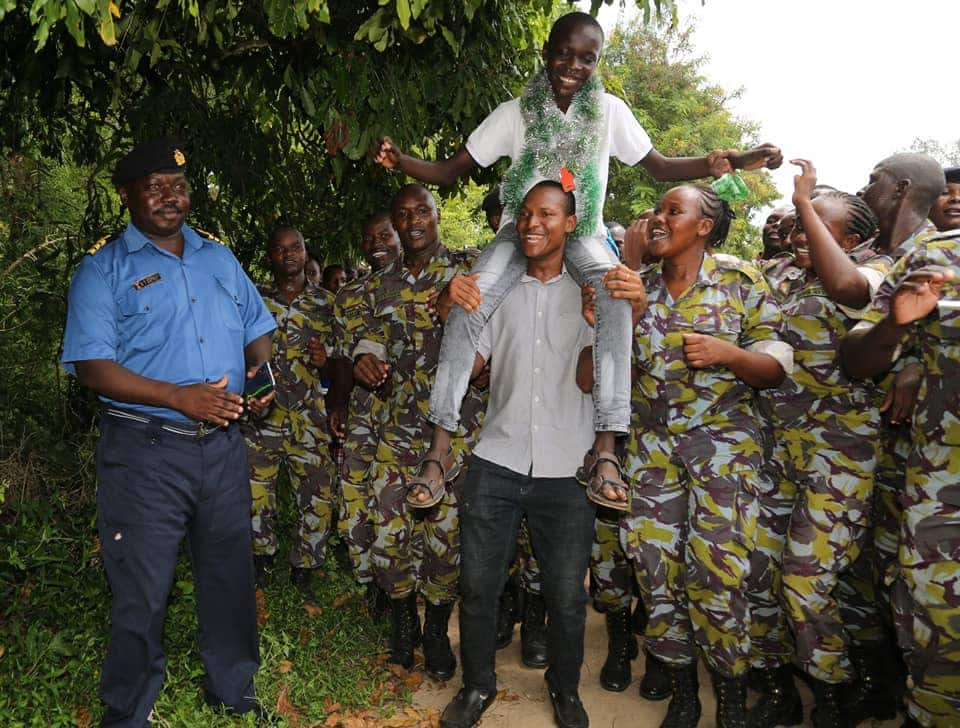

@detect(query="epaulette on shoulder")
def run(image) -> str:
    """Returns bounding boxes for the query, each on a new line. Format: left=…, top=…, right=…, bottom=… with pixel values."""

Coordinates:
left=86, top=232, right=121, bottom=255
left=195, top=228, right=227, bottom=245
left=713, top=252, right=762, bottom=281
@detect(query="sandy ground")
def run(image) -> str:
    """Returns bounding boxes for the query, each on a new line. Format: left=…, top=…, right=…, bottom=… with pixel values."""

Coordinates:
left=410, top=602, right=904, bottom=728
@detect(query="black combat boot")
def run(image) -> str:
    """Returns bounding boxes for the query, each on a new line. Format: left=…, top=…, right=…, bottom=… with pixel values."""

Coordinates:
left=600, top=607, right=638, bottom=691
left=253, top=554, right=274, bottom=589
left=520, top=591, right=548, bottom=668
left=638, top=652, right=672, bottom=701
left=746, top=663, right=802, bottom=728
left=711, top=670, right=747, bottom=728
left=422, top=601, right=457, bottom=680
left=289, top=567, right=318, bottom=604
left=659, top=663, right=701, bottom=728
left=810, top=679, right=850, bottom=728
left=388, top=594, right=420, bottom=670
left=844, top=642, right=899, bottom=724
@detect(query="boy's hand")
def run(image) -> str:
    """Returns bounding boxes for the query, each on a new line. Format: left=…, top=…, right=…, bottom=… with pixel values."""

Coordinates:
left=353, top=353, right=390, bottom=390
left=437, top=273, right=482, bottom=318
left=682, top=333, right=734, bottom=368
left=890, top=266, right=955, bottom=326
left=603, top=264, right=648, bottom=323
left=370, top=137, right=402, bottom=169
left=730, top=143, right=783, bottom=171
left=791, top=158, right=817, bottom=204
left=327, top=406, right=348, bottom=439
left=706, top=149, right=736, bottom=178
left=581, top=284, right=597, bottom=327
left=880, top=361, right=922, bottom=426
left=622, top=216, right=652, bottom=271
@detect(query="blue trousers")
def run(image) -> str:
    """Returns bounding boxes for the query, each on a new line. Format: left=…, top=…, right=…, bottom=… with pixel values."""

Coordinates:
left=96, top=410, right=260, bottom=727
left=458, top=456, right=595, bottom=695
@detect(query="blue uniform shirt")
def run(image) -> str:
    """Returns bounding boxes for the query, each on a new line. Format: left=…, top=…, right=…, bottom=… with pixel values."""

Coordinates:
left=62, top=221, right=276, bottom=421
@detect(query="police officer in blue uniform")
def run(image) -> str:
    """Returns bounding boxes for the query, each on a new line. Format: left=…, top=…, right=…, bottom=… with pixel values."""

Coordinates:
left=61, top=137, right=276, bottom=726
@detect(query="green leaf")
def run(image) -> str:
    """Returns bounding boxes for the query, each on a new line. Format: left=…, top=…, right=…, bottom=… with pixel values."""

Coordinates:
left=439, top=24, right=458, bottom=54
left=396, top=0, right=411, bottom=30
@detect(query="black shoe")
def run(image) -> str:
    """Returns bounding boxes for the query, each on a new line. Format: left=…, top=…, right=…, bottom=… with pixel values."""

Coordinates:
left=253, top=554, right=274, bottom=589
left=496, top=585, right=517, bottom=649
left=521, top=591, right=548, bottom=668
left=388, top=594, right=420, bottom=670
left=547, top=681, right=589, bottom=728
left=659, top=663, right=701, bottom=728
left=638, top=652, right=672, bottom=701
left=632, top=598, right=648, bottom=634
left=290, top=567, right=318, bottom=604
left=440, top=686, right=496, bottom=728
left=423, top=601, right=457, bottom=680
left=844, top=642, right=900, bottom=724
left=599, top=607, right=638, bottom=692
left=711, top=670, right=747, bottom=728
left=810, top=679, right=850, bottom=728
left=364, top=581, right=390, bottom=621
left=746, top=663, right=802, bottom=728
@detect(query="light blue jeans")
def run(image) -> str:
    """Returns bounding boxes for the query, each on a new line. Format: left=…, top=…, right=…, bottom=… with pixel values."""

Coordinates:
left=428, top=222, right=631, bottom=434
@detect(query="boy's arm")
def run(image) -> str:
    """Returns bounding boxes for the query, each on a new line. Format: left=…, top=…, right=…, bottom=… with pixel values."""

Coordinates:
left=639, top=144, right=783, bottom=182
left=370, top=137, right=477, bottom=187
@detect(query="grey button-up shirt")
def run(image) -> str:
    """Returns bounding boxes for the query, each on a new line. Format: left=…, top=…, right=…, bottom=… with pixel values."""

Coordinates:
left=474, top=268, right=594, bottom=478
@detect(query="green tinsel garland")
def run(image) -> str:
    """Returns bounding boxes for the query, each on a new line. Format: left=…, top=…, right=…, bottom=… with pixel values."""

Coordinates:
left=500, top=70, right=605, bottom=237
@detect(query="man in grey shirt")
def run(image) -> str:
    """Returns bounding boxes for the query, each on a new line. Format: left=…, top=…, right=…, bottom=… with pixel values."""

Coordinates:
left=440, top=181, right=645, bottom=728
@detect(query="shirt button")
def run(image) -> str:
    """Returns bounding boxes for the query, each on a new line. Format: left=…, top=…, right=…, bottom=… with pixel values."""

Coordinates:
left=534, top=367, right=541, bottom=375
left=199, top=337, right=205, bottom=343
left=537, top=310, right=542, bottom=317
left=536, top=339, right=542, bottom=346
left=533, top=425, right=539, bottom=431
left=191, top=297, right=198, bottom=303
left=534, top=396, right=540, bottom=403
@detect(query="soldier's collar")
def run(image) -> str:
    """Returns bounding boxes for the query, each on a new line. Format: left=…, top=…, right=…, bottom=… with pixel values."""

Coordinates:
left=697, top=252, right=724, bottom=287
left=123, top=221, right=202, bottom=253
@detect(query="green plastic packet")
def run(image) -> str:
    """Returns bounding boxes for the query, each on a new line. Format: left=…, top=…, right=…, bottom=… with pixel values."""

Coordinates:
left=712, top=172, right=750, bottom=202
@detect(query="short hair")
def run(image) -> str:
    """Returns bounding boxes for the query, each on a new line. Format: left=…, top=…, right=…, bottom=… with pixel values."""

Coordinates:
left=362, top=210, right=392, bottom=229
left=481, top=190, right=503, bottom=214
left=879, top=153, right=946, bottom=215
left=322, top=264, right=345, bottom=281
left=391, top=183, right=436, bottom=212
left=522, top=180, right=576, bottom=216
left=693, top=185, right=735, bottom=247
left=267, top=225, right=303, bottom=249
left=546, top=12, right=604, bottom=53
left=817, top=191, right=879, bottom=244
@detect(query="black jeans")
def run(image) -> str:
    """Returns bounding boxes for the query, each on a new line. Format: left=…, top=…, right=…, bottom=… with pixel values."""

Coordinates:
left=459, top=455, right=595, bottom=695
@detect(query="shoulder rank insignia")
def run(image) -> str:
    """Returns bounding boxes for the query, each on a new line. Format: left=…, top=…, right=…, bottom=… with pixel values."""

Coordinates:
left=195, top=228, right=227, bottom=245
left=86, top=232, right=120, bottom=255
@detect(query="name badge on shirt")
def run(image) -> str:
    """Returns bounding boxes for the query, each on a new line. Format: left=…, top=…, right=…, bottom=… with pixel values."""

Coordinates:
left=133, top=273, right=161, bottom=291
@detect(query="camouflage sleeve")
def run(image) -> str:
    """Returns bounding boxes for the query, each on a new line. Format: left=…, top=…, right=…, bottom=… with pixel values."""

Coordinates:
left=739, top=272, right=793, bottom=374
left=331, top=288, right=354, bottom=360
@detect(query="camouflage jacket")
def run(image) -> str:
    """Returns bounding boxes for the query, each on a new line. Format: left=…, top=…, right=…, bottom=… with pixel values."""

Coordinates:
left=633, top=252, right=787, bottom=436
left=760, top=241, right=892, bottom=423
left=350, top=244, right=484, bottom=464
left=256, top=281, right=333, bottom=423
left=863, top=227, right=960, bottom=506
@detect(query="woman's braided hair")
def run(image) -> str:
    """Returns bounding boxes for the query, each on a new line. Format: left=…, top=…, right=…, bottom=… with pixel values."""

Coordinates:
left=694, top=184, right=736, bottom=247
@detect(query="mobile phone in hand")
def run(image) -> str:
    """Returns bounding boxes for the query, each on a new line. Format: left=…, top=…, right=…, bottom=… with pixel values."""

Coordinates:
left=244, top=361, right=275, bottom=400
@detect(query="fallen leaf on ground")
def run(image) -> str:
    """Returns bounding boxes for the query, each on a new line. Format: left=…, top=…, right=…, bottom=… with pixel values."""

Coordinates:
left=275, top=684, right=303, bottom=726
left=256, top=590, right=269, bottom=626
left=299, top=626, right=311, bottom=645
left=304, top=602, right=324, bottom=618
left=497, top=689, right=520, bottom=702
left=332, top=592, right=352, bottom=608
left=74, top=705, right=91, bottom=728
left=277, top=659, right=293, bottom=674
left=403, top=672, right=423, bottom=691
left=388, top=663, right=409, bottom=679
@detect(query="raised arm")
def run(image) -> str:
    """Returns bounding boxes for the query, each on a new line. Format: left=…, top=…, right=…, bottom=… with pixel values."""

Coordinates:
left=639, top=144, right=783, bottom=183
left=792, top=159, right=873, bottom=308
left=369, top=137, right=477, bottom=187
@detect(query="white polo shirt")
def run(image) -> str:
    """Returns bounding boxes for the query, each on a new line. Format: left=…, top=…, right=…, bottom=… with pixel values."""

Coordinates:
left=473, top=267, right=595, bottom=478
left=465, top=93, right=653, bottom=237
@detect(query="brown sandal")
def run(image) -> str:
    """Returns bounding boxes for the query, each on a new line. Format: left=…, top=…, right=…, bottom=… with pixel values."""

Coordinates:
left=406, top=448, right=461, bottom=509
left=576, top=449, right=631, bottom=512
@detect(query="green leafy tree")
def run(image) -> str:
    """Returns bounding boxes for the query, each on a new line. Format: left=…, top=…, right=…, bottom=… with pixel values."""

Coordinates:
left=600, top=20, right=778, bottom=260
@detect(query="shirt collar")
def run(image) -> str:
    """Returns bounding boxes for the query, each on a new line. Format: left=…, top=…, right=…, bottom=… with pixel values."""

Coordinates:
left=390, top=243, right=452, bottom=281
left=520, top=264, right=569, bottom=285
left=123, top=221, right=203, bottom=254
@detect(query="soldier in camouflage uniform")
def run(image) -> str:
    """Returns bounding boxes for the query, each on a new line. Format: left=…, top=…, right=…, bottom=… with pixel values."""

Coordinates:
left=328, top=211, right=399, bottom=617
left=841, top=221, right=960, bottom=728
left=832, top=154, right=946, bottom=723
left=747, top=163, right=888, bottom=728
left=350, top=185, right=484, bottom=680
left=611, top=185, right=791, bottom=728
left=241, top=226, right=336, bottom=602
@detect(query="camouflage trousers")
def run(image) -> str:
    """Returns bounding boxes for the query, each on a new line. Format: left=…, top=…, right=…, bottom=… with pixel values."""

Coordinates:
left=745, top=441, right=797, bottom=669
left=243, top=407, right=335, bottom=569
left=510, top=518, right=541, bottom=595
left=836, top=421, right=911, bottom=646
left=590, top=508, right=635, bottom=612
left=622, top=424, right=761, bottom=678
left=370, top=449, right=460, bottom=605
left=339, top=475, right=376, bottom=584
left=779, top=409, right=880, bottom=683
left=891, top=450, right=960, bottom=727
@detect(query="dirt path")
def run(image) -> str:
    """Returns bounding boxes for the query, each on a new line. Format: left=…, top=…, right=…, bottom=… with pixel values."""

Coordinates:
left=411, top=603, right=903, bottom=728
